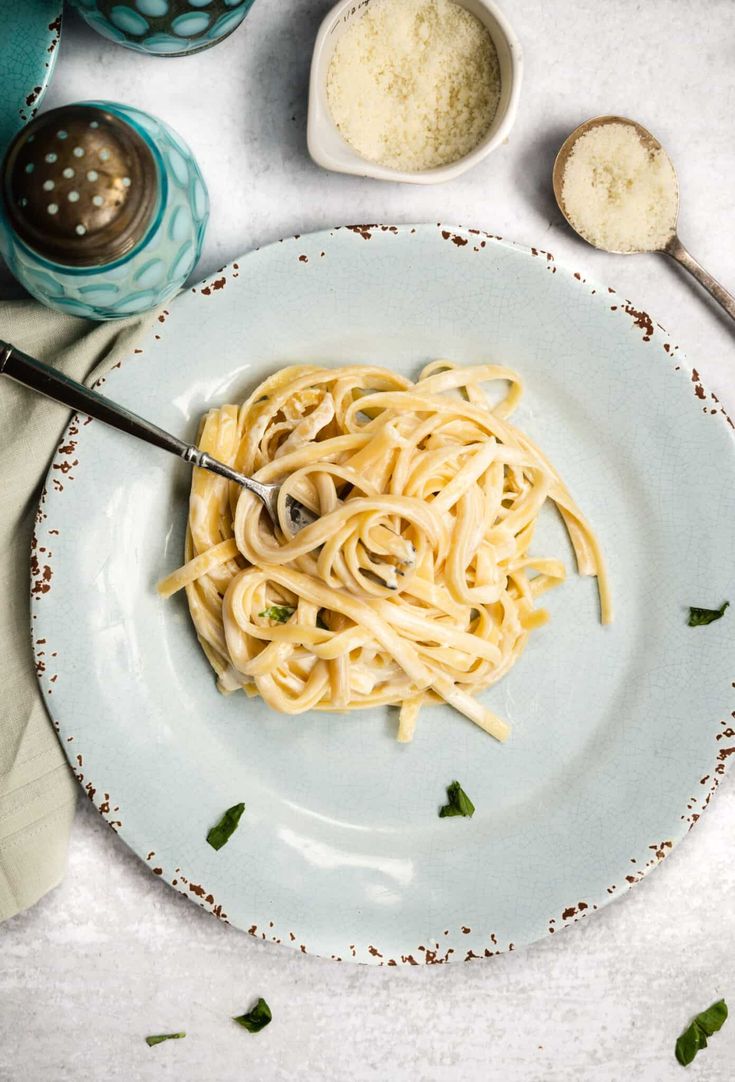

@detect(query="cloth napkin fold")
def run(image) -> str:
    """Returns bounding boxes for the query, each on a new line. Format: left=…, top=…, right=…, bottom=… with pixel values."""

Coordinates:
left=0, top=299, right=154, bottom=923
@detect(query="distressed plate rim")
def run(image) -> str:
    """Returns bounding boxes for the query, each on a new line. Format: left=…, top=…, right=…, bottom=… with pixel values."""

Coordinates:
left=31, top=224, right=735, bottom=965
left=0, top=1, right=63, bottom=153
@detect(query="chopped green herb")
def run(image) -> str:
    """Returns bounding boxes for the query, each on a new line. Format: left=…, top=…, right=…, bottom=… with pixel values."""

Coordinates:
left=206, top=802, right=245, bottom=851
left=695, top=999, right=729, bottom=1036
left=695, top=1000, right=729, bottom=1035
left=145, top=1033, right=186, bottom=1047
left=439, top=780, right=475, bottom=818
left=688, top=601, right=729, bottom=627
left=675, top=999, right=728, bottom=1066
left=259, top=605, right=295, bottom=623
left=675, top=1021, right=701, bottom=1067
left=233, top=997, right=272, bottom=1034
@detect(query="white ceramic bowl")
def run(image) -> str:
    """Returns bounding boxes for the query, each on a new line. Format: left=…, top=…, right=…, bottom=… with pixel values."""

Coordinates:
left=306, top=0, right=523, bottom=184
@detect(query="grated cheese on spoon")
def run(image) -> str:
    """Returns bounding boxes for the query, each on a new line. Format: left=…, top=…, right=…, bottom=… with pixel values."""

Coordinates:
left=560, top=122, right=678, bottom=253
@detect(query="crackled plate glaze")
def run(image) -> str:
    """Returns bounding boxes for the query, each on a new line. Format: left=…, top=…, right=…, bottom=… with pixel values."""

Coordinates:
left=0, top=2, right=62, bottom=155
left=33, top=226, right=735, bottom=965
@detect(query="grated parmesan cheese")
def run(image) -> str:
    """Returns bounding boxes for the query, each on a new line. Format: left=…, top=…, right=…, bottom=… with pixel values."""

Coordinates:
left=560, top=122, right=678, bottom=252
left=326, top=0, right=501, bottom=172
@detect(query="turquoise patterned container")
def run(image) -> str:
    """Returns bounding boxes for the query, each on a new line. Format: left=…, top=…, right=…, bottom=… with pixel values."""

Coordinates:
left=71, top=0, right=256, bottom=56
left=0, top=101, right=208, bottom=320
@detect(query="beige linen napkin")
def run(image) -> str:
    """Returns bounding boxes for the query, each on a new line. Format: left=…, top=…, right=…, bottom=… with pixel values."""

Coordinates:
left=0, top=299, right=154, bottom=922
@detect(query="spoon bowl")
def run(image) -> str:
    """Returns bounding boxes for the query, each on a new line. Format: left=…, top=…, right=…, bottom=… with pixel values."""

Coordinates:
left=553, top=115, right=735, bottom=323
left=552, top=115, right=679, bottom=254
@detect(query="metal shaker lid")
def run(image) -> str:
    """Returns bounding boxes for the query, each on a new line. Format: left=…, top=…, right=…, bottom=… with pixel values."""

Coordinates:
left=1, top=103, right=158, bottom=267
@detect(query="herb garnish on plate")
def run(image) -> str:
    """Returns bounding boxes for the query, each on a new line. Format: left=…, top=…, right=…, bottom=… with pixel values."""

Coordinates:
left=687, top=601, right=729, bottom=626
left=206, top=802, right=246, bottom=851
left=439, top=780, right=475, bottom=818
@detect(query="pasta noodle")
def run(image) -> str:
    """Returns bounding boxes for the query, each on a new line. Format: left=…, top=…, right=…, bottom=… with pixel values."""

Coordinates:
left=158, top=362, right=611, bottom=742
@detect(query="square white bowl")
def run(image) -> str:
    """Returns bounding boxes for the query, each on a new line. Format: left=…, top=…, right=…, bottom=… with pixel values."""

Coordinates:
left=307, top=0, right=523, bottom=185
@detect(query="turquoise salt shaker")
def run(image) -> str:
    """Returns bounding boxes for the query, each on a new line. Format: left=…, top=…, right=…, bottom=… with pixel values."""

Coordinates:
left=0, top=101, right=208, bottom=320
left=71, top=0, right=256, bottom=56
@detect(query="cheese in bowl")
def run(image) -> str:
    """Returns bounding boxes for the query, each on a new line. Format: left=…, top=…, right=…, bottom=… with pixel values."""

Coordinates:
left=327, top=0, right=501, bottom=172
left=307, top=0, right=523, bottom=183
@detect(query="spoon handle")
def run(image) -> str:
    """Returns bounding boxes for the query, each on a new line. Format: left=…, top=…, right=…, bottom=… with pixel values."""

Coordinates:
left=665, top=236, right=735, bottom=324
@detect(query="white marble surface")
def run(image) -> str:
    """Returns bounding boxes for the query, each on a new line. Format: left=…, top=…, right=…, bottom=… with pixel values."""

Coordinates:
left=3, top=2, right=735, bottom=1079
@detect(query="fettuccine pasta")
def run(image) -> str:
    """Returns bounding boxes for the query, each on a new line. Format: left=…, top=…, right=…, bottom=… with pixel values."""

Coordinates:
left=158, top=362, right=610, bottom=742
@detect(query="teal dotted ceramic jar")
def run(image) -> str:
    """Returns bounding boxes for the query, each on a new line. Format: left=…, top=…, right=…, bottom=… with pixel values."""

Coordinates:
left=71, top=0, right=256, bottom=56
left=0, top=101, right=208, bottom=320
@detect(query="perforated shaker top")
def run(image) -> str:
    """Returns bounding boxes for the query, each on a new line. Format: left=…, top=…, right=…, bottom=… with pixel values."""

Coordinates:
left=2, top=103, right=158, bottom=267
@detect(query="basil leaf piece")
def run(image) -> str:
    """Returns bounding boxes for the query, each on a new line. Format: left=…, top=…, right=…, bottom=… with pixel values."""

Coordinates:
left=675, top=1023, right=703, bottom=1066
left=206, top=802, right=245, bottom=851
left=439, top=780, right=475, bottom=818
left=233, top=997, right=272, bottom=1033
left=688, top=601, right=729, bottom=626
left=259, top=605, right=294, bottom=623
left=145, top=1033, right=186, bottom=1047
left=695, top=999, right=728, bottom=1036
left=675, top=1000, right=728, bottom=1066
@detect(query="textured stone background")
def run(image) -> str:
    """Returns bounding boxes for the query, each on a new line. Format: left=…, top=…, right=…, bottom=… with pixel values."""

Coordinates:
left=2, top=2, right=735, bottom=1079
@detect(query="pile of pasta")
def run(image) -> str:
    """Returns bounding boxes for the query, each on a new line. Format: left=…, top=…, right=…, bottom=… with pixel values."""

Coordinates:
left=158, top=362, right=610, bottom=742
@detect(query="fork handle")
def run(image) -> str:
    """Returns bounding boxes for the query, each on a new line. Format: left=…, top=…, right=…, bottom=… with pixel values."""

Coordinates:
left=0, top=339, right=193, bottom=459
left=0, top=339, right=277, bottom=501
left=0, top=340, right=281, bottom=515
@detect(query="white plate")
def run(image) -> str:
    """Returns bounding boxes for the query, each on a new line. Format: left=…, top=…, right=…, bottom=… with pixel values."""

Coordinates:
left=33, top=225, right=735, bottom=965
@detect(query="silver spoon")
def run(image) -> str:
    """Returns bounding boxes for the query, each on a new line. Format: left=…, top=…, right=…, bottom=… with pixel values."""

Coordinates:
left=0, top=340, right=316, bottom=533
left=553, top=115, right=735, bottom=322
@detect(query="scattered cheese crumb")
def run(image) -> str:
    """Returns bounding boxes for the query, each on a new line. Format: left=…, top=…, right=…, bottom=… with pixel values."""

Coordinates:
left=326, top=0, right=501, bottom=172
left=560, top=122, right=678, bottom=252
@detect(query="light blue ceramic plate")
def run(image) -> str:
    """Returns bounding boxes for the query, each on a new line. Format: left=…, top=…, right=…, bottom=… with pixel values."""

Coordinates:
left=0, top=2, right=62, bottom=156
left=33, top=225, right=735, bottom=965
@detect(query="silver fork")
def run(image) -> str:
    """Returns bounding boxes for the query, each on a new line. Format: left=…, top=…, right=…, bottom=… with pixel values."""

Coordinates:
left=0, top=341, right=317, bottom=533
